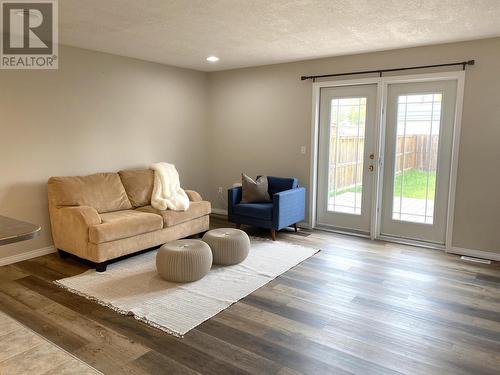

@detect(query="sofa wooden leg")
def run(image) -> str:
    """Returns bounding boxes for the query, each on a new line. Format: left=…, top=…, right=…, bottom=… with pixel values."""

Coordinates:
left=236, top=223, right=241, bottom=229
left=293, top=223, right=298, bottom=232
left=95, top=262, right=108, bottom=272
left=58, top=249, right=69, bottom=259
left=270, top=229, right=277, bottom=241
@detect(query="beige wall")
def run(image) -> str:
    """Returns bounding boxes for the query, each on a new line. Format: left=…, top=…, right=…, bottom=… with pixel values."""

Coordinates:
left=2, top=38, right=499, bottom=261
left=207, top=37, right=500, bottom=253
left=0, top=45, right=209, bottom=259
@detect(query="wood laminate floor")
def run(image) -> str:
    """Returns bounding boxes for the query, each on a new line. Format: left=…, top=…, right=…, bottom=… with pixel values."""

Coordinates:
left=1, top=217, right=500, bottom=374
left=0, top=311, right=100, bottom=374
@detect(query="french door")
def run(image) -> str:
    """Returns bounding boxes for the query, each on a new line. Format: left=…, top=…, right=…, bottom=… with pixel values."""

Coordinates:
left=316, top=84, right=378, bottom=234
left=379, top=80, right=457, bottom=244
left=315, top=75, right=461, bottom=246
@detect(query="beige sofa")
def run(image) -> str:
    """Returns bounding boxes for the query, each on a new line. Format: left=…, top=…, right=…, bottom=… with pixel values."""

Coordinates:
left=48, top=169, right=210, bottom=271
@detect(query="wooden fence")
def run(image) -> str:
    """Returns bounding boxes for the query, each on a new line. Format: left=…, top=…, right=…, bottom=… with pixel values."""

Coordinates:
left=395, top=134, right=439, bottom=173
left=329, top=134, right=438, bottom=191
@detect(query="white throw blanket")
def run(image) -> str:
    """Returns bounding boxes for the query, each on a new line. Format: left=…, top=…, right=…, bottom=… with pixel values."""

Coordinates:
left=150, top=162, right=190, bottom=211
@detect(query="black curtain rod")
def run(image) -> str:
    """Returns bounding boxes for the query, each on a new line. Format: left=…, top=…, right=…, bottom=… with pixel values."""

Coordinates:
left=300, top=60, right=475, bottom=81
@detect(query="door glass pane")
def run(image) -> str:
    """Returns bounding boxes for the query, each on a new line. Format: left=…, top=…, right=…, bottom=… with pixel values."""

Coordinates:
left=392, top=93, right=441, bottom=224
left=327, top=97, right=366, bottom=215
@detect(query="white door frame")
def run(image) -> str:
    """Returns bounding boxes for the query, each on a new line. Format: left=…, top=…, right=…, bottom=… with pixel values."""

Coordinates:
left=309, top=71, right=465, bottom=250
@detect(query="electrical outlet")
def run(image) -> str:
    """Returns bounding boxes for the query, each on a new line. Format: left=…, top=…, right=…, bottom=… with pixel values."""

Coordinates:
left=218, top=187, right=223, bottom=194
left=300, top=146, right=306, bottom=154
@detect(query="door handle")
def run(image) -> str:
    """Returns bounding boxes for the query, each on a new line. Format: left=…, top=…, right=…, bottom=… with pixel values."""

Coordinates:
left=368, top=165, right=374, bottom=172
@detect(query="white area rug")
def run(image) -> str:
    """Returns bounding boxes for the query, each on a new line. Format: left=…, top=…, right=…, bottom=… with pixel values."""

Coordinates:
left=54, top=237, right=319, bottom=337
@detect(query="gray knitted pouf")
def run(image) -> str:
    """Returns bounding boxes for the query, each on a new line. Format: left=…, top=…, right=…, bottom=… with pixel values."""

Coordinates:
left=202, top=228, right=250, bottom=265
left=156, top=239, right=212, bottom=282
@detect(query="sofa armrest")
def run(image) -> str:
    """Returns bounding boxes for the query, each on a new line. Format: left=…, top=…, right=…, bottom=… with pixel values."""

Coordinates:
left=272, top=187, right=306, bottom=230
left=61, top=206, right=102, bottom=225
left=227, top=186, right=242, bottom=217
left=50, top=205, right=101, bottom=257
left=185, top=190, right=203, bottom=202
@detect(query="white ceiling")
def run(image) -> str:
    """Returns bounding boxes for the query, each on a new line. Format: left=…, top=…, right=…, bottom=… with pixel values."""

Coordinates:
left=59, top=0, right=500, bottom=72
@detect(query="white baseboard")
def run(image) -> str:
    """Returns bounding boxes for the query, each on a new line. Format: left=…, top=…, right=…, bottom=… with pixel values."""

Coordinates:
left=298, top=221, right=312, bottom=229
left=0, top=246, right=56, bottom=267
left=211, top=208, right=228, bottom=216
left=446, top=247, right=500, bottom=262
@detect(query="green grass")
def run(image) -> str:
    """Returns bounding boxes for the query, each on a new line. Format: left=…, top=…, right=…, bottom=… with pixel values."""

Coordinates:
left=329, top=169, right=436, bottom=199
left=329, top=185, right=361, bottom=197
left=394, top=169, right=436, bottom=199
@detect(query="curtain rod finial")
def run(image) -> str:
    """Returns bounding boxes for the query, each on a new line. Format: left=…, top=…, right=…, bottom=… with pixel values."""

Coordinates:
left=467, top=60, right=475, bottom=66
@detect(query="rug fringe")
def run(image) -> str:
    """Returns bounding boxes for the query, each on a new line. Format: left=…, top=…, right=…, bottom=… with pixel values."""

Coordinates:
left=53, top=280, right=185, bottom=338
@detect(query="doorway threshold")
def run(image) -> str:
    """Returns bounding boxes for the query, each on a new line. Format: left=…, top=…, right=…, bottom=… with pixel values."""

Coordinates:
left=315, top=225, right=445, bottom=250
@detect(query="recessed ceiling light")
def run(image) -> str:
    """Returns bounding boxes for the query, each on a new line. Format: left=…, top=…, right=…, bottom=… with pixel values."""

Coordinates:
left=206, top=56, right=219, bottom=63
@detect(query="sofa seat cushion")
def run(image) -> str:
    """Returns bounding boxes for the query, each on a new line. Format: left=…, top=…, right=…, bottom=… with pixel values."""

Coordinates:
left=136, top=201, right=211, bottom=227
left=233, top=203, right=273, bottom=221
left=89, top=210, right=163, bottom=244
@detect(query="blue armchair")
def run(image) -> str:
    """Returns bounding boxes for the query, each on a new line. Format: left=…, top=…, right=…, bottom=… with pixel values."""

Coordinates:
left=228, top=176, right=306, bottom=240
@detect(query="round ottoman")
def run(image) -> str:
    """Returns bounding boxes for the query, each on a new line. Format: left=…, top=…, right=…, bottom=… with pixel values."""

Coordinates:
left=156, top=239, right=212, bottom=282
left=202, top=228, right=250, bottom=265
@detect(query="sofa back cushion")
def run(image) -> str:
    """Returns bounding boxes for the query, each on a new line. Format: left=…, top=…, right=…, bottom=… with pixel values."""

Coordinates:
left=48, top=173, right=132, bottom=213
left=118, top=169, right=154, bottom=207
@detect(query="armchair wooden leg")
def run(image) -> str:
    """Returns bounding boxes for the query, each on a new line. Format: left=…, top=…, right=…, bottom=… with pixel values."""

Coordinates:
left=270, top=229, right=277, bottom=241
left=293, top=223, right=298, bottom=232
left=236, top=223, right=241, bottom=229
